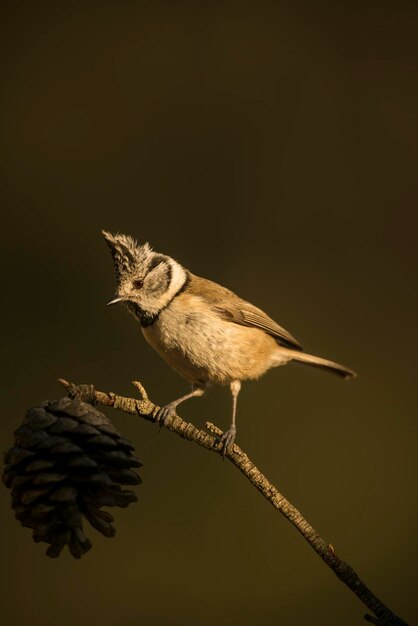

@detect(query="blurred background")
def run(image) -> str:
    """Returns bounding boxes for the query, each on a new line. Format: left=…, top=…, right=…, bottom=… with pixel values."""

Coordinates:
left=1, top=1, right=417, bottom=625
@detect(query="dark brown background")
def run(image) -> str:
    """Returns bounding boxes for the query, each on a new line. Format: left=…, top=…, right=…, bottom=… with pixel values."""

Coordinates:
left=1, top=2, right=417, bottom=625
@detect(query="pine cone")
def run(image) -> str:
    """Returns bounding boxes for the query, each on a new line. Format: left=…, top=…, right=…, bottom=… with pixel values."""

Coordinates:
left=2, top=397, right=142, bottom=559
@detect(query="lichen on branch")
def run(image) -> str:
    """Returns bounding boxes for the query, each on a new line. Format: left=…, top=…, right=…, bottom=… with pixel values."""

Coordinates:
left=58, top=378, right=408, bottom=626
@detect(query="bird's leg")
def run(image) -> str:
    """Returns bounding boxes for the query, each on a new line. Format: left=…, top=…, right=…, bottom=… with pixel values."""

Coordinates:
left=219, top=380, right=241, bottom=457
left=156, top=384, right=205, bottom=428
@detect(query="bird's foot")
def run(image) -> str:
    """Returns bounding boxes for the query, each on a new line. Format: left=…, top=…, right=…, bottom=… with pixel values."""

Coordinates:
left=218, top=424, right=236, bottom=458
left=156, top=403, right=178, bottom=430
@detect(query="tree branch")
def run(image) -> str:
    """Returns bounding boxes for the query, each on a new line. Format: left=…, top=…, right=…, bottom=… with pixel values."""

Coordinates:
left=58, top=378, right=408, bottom=626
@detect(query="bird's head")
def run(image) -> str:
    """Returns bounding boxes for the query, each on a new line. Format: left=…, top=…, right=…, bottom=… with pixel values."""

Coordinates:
left=102, top=230, right=187, bottom=324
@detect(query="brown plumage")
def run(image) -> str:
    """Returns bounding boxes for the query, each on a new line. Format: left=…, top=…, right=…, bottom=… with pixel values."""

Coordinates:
left=186, top=274, right=303, bottom=351
left=103, top=231, right=356, bottom=454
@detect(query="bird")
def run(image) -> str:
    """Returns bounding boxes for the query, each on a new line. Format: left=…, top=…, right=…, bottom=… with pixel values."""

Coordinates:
left=102, top=231, right=356, bottom=455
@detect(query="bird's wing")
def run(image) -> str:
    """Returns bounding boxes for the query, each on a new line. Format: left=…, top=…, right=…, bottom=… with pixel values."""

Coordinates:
left=187, top=273, right=303, bottom=351
left=214, top=303, right=303, bottom=350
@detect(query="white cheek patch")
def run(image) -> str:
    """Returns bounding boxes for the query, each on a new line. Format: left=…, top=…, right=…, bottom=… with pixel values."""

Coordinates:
left=158, top=261, right=187, bottom=309
left=140, top=260, right=187, bottom=317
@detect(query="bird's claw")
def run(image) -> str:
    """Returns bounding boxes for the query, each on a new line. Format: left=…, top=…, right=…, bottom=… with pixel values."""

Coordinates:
left=156, top=403, right=178, bottom=430
left=218, top=424, right=236, bottom=458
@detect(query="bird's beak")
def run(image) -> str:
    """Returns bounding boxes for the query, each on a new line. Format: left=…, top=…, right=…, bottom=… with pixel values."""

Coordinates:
left=107, top=296, right=124, bottom=306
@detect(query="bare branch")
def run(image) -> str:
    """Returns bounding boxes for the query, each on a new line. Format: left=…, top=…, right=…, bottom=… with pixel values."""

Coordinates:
left=58, top=378, right=408, bottom=626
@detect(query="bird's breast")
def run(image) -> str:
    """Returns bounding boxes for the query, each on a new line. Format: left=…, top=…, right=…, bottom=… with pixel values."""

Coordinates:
left=141, top=295, right=280, bottom=385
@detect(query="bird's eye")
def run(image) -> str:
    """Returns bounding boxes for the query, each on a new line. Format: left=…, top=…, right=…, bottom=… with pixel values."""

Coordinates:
left=133, top=279, right=144, bottom=289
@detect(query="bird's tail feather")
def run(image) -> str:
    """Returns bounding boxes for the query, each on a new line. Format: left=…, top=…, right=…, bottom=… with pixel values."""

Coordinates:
left=284, top=349, right=356, bottom=379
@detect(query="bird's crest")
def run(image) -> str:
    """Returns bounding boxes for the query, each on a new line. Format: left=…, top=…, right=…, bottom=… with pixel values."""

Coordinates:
left=102, top=230, right=153, bottom=284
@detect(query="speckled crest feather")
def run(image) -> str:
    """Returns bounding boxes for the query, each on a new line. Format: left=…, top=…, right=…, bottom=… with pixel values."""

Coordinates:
left=102, top=230, right=153, bottom=285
